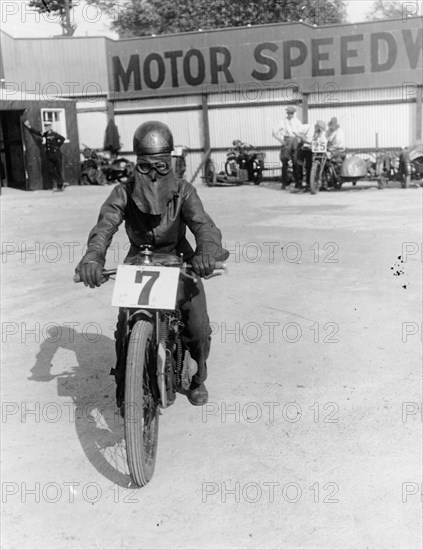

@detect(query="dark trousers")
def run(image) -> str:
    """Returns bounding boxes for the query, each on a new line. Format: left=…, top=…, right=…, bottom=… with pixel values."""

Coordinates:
left=301, top=148, right=313, bottom=187
left=280, top=138, right=301, bottom=187
left=113, top=273, right=211, bottom=405
left=46, top=153, right=63, bottom=189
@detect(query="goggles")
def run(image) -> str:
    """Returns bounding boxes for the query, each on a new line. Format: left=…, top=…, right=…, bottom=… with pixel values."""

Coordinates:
left=136, top=159, right=171, bottom=175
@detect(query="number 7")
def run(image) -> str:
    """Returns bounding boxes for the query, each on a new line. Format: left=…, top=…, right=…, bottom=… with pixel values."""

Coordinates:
left=135, top=270, right=160, bottom=305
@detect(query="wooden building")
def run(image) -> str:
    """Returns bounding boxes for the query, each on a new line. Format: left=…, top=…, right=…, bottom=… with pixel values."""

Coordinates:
left=0, top=89, right=80, bottom=190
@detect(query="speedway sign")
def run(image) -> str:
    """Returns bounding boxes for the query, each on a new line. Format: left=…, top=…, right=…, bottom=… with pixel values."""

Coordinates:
left=107, top=17, right=422, bottom=99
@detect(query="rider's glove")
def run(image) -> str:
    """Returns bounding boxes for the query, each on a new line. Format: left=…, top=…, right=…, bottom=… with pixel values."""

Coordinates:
left=191, top=253, right=216, bottom=278
left=77, top=252, right=105, bottom=288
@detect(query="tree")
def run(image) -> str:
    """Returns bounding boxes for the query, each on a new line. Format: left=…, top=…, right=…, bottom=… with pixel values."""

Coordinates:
left=88, top=0, right=347, bottom=39
left=367, top=0, right=405, bottom=20
left=29, top=0, right=76, bottom=36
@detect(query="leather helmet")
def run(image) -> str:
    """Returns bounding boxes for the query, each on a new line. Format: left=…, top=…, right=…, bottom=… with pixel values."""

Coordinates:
left=133, top=121, right=174, bottom=155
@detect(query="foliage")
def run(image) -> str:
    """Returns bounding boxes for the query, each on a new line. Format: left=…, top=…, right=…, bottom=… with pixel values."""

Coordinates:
left=86, top=0, right=347, bottom=38
left=366, top=0, right=405, bottom=20
left=29, top=0, right=76, bottom=35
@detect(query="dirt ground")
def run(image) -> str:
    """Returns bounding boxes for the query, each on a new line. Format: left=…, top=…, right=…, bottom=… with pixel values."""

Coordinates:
left=1, top=178, right=422, bottom=550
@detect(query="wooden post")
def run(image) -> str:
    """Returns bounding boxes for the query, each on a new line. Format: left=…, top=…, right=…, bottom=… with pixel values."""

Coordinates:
left=416, top=85, right=422, bottom=141
left=302, top=92, right=309, bottom=124
left=106, top=100, right=114, bottom=122
left=201, top=94, right=210, bottom=153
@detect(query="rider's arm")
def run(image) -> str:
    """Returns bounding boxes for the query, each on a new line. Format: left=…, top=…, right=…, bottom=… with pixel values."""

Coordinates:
left=180, top=182, right=229, bottom=276
left=84, top=184, right=127, bottom=262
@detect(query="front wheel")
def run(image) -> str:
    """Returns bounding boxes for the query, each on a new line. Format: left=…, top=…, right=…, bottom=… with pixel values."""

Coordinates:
left=401, top=174, right=411, bottom=189
left=225, top=159, right=238, bottom=177
left=249, top=159, right=264, bottom=185
left=124, top=319, right=159, bottom=487
left=310, top=160, right=321, bottom=195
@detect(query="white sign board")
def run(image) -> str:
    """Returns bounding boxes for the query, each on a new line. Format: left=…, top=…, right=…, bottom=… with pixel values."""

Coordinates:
left=111, top=265, right=180, bottom=309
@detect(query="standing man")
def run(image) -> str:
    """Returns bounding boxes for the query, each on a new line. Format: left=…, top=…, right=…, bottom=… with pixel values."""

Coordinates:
left=24, top=120, right=66, bottom=191
left=272, top=106, right=303, bottom=189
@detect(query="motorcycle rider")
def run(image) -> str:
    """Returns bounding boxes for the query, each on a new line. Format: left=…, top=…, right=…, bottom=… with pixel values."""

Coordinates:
left=76, top=121, right=229, bottom=407
left=326, top=117, right=346, bottom=163
left=294, top=120, right=327, bottom=192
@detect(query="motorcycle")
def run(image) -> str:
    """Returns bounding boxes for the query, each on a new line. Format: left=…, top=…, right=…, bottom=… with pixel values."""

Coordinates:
left=171, top=145, right=189, bottom=179
left=309, top=139, right=342, bottom=194
left=79, top=147, right=108, bottom=186
left=80, top=146, right=135, bottom=185
left=224, top=140, right=265, bottom=185
left=102, top=157, right=135, bottom=184
left=74, top=245, right=227, bottom=487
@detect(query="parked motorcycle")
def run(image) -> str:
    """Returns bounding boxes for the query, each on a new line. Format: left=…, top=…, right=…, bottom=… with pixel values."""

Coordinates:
left=309, top=139, right=342, bottom=194
left=80, top=146, right=134, bottom=185
left=103, top=157, right=134, bottom=184
left=79, top=147, right=108, bottom=186
left=74, top=245, right=227, bottom=487
left=171, top=145, right=189, bottom=179
left=225, top=140, right=265, bottom=185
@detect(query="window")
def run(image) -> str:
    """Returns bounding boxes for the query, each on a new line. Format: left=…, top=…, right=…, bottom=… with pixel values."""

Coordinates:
left=40, top=108, right=68, bottom=140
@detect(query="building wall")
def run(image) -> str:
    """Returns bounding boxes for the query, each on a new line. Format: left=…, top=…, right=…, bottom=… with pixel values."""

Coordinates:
left=110, top=83, right=421, bottom=184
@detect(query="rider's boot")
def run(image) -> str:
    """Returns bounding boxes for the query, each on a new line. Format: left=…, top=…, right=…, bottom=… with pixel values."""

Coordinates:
left=187, top=382, right=209, bottom=406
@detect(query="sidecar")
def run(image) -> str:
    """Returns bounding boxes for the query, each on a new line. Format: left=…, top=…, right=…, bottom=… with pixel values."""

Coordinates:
left=400, top=141, right=423, bottom=188
left=339, top=155, right=367, bottom=184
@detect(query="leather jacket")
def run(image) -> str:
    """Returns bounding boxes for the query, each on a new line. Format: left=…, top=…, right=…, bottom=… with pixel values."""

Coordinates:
left=83, top=178, right=229, bottom=265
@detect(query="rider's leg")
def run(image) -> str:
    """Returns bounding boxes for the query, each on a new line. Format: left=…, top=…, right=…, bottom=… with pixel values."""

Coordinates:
left=292, top=147, right=303, bottom=189
left=177, top=276, right=211, bottom=389
left=303, top=149, right=312, bottom=189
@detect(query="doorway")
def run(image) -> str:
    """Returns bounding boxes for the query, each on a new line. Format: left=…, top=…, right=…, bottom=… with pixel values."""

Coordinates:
left=0, top=110, right=26, bottom=189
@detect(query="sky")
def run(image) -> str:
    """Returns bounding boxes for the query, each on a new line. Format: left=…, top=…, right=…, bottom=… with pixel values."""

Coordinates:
left=0, top=1, right=409, bottom=38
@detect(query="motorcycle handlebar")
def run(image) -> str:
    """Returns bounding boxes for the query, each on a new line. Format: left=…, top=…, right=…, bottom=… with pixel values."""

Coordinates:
left=73, top=262, right=227, bottom=284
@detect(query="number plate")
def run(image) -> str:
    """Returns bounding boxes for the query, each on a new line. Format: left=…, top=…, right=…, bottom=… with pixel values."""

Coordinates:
left=111, top=265, right=180, bottom=309
left=312, top=140, right=327, bottom=153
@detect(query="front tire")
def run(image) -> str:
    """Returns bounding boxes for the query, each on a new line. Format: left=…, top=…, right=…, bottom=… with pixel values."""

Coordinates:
left=310, top=160, right=321, bottom=195
left=401, top=174, right=411, bottom=189
left=225, top=159, right=238, bottom=177
left=249, top=159, right=264, bottom=185
left=124, top=320, right=159, bottom=487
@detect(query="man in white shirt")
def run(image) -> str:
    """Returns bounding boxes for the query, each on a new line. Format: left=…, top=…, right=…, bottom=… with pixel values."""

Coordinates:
left=272, top=106, right=303, bottom=189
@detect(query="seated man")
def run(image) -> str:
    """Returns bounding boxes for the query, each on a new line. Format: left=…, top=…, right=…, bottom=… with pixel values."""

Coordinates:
left=326, top=117, right=346, bottom=163
left=76, top=121, right=229, bottom=407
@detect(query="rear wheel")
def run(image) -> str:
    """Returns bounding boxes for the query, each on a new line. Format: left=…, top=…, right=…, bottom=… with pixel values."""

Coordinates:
left=204, top=159, right=216, bottom=186
left=310, top=160, right=321, bottom=195
left=124, top=320, right=159, bottom=487
left=174, top=157, right=186, bottom=178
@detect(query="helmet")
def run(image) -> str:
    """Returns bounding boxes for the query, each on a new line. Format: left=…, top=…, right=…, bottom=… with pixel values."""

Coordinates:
left=133, top=121, right=173, bottom=155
